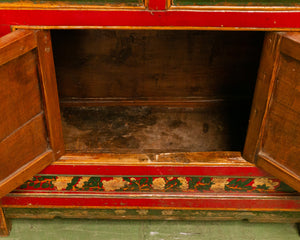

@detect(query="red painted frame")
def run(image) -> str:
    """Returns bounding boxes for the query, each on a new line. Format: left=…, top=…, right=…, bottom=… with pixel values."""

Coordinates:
left=2, top=194, right=300, bottom=210
left=1, top=1, right=300, bottom=213
left=1, top=9, right=300, bottom=37
left=39, top=164, right=268, bottom=177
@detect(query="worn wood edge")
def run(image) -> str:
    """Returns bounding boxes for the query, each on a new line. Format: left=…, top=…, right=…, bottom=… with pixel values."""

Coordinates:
left=0, top=207, right=11, bottom=237
left=3, top=201, right=300, bottom=212
left=280, top=32, right=300, bottom=61
left=169, top=5, right=300, bottom=11
left=3, top=207, right=300, bottom=222
left=59, top=96, right=252, bottom=107
left=0, top=151, right=54, bottom=198
left=257, top=154, right=300, bottom=192
left=243, top=32, right=282, bottom=162
left=6, top=191, right=300, bottom=199
left=13, top=25, right=300, bottom=32
left=0, top=29, right=37, bottom=66
left=0, top=3, right=146, bottom=10
left=55, top=152, right=252, bottom=166
left=36, top=30, right=65, bottom=160
left=1, top=2, right=300, bottom=11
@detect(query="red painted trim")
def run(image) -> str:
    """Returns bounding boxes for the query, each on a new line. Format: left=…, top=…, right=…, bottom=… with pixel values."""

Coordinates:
left=39, top=165, right=269, bottom=177
left=2, top=195, right=300, bottom=210
left=148, top=0, right=167, bottom=10
left=1, top=10, right=300, bottom=36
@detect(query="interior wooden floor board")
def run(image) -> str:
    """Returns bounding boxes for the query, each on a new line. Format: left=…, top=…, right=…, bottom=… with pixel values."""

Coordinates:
left=61, top=104, right=249, bottom=154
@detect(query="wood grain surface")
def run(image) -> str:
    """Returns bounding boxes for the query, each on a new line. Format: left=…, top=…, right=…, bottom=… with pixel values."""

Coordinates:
left=244, top=32, right=300, bottom=192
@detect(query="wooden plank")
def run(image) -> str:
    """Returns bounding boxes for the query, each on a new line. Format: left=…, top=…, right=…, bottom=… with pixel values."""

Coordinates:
left=0, top=0, right=142, bottom=6
left=2, top=193, right=300, bottom=211
left=3, top=10, right=300, bottom=33
left=0, top=207, right=11, bottom=237
left=53, top=30, right=262, bottom=101
left=61, top=103, right=250, bottom=154
left=172, top=0, right=300, bottom=6
left=0, top=50, right=42, bottom=141
left=56, top=151, right=249, bottom=165
left=280, top=32, right=300, bottom=62
left=36, top=30, right=65, bottom=159
left=0, top=151, right=54, bottom=198
left=256, top=53, right=300, bottom=190
left=3, top=208, right=300, bottom=222
left=243, top=32, right=282, bottom=162
left=0, top=114, right=48, bottom=181
left=0, top=30, right=37, bottom=66
left=59, top=97, right=251, bottom=107
left=245, top=32, right=300, bottom=191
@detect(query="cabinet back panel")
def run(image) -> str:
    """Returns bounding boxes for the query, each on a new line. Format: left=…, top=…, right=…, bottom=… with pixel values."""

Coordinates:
left=52, top=30, right=263, bottom=102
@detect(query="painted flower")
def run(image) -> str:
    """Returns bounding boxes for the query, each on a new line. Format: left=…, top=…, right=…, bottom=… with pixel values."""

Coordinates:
left=162, top=210, right=174, bottom=216
left=102, top=177, right=127, bottom=191
left=152, top=178, right=166, bottom=190
left=114, top=210, right=126, bottom=215
left=178, top=177, right=189, bottom=191
left=77, top=177, right=90, bottom=188
left=136, top=209, right=149, bottom=216
left=53, top=176, right=71, bottom=190
left=211, top=177, right=229, bottom=192
left=253, top=178, right=279, bottom=190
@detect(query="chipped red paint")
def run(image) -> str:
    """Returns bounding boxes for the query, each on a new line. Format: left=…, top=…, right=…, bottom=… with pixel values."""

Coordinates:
left=2, top=194, right=300, bottom=210
left=1, top=4, right=300, bottom=214
left=39, top=165, right=269, bottom=177
left=1, top=9, right=300, bottom=37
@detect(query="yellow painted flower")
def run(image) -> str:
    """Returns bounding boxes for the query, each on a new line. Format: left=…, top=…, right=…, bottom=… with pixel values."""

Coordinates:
left=162, top=210, right=174, bottom=216
left=253, top=178, right=279, bottom=190
left=77, top=177, right=90, bottom=188
left=102, top=177, right=127, bottom=191
left=152, top=178, right=166, bottom=190
left=211, top=178, right=229, bottom=192
left=178, top=177, right=189, bottom=191
left=53, top=177, right=71, bottom=191
left=136, top=209, right=149, bottom=215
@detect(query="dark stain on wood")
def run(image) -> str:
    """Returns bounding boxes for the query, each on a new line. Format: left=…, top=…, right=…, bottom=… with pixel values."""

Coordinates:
left=61, top=103, right=250, bottom=153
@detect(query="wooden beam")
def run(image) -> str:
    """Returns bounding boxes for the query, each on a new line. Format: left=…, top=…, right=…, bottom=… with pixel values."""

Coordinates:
left=0, top=207, right=11, bottom=236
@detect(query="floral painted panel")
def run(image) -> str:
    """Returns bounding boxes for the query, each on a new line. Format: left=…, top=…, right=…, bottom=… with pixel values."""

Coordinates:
left=16, top=176, right=296, bottom=193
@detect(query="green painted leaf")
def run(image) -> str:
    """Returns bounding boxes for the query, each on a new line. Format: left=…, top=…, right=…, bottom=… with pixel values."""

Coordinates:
left=42, top=182, right=50, bottom=188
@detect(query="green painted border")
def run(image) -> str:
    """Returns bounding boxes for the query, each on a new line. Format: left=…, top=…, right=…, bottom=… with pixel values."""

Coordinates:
left=15, top=176, right=296, bottom=194
left=0, top=0, right=142, bottom=6
left=172, top=0, right=300, bottom=6
left=4, top=208, right=300, bottom=222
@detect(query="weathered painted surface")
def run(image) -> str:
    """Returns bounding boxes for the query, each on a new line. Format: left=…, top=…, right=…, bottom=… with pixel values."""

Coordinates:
left=14, top=175, right=296, bottom=193
left=173, top=0, right=300, bottom=6
left=0, top=0, right=142, bottom=6
left=3, top=208, right=300, bottom=222
left=1, top=10, right=300, bottom=39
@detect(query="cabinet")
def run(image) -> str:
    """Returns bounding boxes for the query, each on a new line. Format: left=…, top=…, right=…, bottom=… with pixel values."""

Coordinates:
left=0, top=2, right=300, bottom=235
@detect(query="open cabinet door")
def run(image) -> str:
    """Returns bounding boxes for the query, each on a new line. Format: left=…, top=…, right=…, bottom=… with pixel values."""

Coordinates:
left=0, top=30, right=64, bottom=198
left=244, top=32, right=300, bottom=192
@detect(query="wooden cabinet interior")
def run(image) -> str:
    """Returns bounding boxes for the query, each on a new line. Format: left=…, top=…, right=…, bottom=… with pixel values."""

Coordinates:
left=1, top=29, right=300, bottom=236
left=51, top=30, right=264, bottom=155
